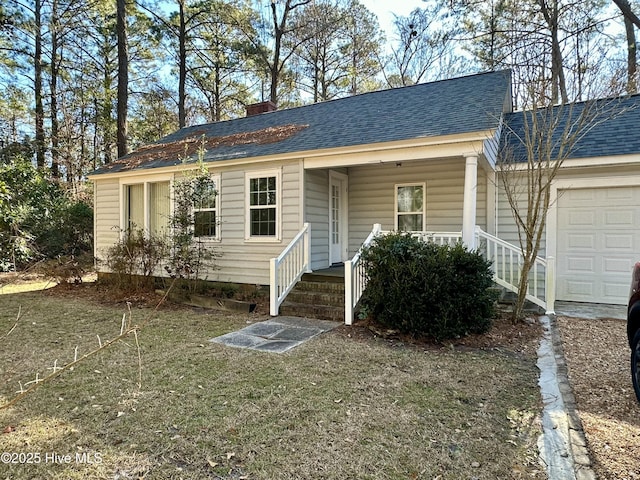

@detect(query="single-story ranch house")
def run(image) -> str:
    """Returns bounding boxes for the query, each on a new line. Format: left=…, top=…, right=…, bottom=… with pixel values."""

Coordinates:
left=89, top=70, right=640, bottom=323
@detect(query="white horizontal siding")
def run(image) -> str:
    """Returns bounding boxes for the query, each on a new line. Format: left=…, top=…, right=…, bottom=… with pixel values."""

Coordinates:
left=94, top=160, right=303, bottom=286
left=496, top=171, right=546, bottom=257
left=94, top=178, right=121, bottom=266
left=200, top=160, right=303, bottom=285
left=348, top=159, right=487, bottom=255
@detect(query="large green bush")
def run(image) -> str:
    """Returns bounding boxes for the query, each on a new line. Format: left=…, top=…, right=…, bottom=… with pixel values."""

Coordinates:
left=0, top=157, right=94, bottom=270
left=360, top=232, right=497, bottom=340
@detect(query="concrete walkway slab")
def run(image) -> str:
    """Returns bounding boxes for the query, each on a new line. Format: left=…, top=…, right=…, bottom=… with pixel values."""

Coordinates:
left=210, top=316, right=339, bottom=353
left=555, top=301, right=625, bottom=320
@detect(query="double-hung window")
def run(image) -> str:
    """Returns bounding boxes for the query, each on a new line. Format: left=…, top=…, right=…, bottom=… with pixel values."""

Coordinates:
left=395, top=183, right=425, bottom=231
left=193, top=176, right=219, bottom=239
left=246, top=170, right=280, bottom=239
left=122, top=178, right=171, bottom=236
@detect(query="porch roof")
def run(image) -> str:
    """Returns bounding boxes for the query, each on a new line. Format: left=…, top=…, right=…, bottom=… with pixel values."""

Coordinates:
left=92, top=70, right=512, bottom=176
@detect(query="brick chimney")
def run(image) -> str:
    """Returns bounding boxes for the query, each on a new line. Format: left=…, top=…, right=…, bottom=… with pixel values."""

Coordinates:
left=246, top=100, right=277, bottom=117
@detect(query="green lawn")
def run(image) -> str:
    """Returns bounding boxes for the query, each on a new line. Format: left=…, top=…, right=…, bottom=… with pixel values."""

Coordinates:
left=0, top=288, right=545, bottom=479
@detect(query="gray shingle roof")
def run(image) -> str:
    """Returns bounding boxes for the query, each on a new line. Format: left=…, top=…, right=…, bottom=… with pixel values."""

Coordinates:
left=92, top=70, right=512, bottom=175
left=501, top=94, right=640, bottom=162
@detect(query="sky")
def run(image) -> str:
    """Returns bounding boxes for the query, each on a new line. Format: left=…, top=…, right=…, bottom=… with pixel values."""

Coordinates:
left=360, top=0, right=427, bottom=36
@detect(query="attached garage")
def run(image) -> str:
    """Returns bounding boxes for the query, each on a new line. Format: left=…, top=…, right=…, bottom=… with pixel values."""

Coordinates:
left=556, top=186, right=640, bottom=305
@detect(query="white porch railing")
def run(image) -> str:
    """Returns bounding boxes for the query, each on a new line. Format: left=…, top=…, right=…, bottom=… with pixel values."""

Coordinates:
left=475, top=226, right=555, bottom=314
left=343, top=225, right=555, bottom=325
left=344, top=224, right=382, bottom=325
left=269, top=223, right=311, bottom=316
left=412, top=231, right=463, bottom=246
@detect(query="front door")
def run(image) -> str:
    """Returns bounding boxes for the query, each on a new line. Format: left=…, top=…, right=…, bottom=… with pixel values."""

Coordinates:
left=329, top=172, right=348, bottom=265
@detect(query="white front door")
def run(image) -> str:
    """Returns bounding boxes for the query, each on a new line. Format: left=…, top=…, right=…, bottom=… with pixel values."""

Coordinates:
left=329, top=172, right=348, bottom=265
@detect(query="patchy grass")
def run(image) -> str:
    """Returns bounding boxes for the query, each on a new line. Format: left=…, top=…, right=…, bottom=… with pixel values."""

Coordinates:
left=0, top=288, right=545, bottom=479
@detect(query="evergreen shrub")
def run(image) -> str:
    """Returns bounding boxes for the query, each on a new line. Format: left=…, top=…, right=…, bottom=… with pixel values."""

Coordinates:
left=360, top=232, right=497, bottom=340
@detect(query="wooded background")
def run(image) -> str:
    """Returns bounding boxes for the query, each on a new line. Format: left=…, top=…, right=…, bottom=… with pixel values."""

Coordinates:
left=0, top=0, right=638, bottom=189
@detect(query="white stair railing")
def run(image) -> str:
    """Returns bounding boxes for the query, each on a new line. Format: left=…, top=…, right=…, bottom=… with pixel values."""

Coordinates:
left=475, top=226, right=555, bottom=314
left=344, top=223, right=382, bottom=325
left=269, top=223, right=311, bottom=316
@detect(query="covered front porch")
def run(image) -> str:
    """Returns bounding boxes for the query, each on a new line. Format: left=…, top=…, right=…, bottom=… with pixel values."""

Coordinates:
left=270, top=223, right=554, bottom=325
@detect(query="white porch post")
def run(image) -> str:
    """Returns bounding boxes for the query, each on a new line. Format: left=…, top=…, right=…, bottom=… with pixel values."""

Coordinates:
left=462, top=154, right=478, bottom=249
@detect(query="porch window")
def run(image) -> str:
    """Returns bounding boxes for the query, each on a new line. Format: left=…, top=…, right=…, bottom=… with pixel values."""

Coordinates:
left=246, top=170, right=280, bottom=239
left=395, top=183, right=425, bottom=231
left=123, top=180, right=170, bottom=236
left=193, top=177, right=219, bottom=238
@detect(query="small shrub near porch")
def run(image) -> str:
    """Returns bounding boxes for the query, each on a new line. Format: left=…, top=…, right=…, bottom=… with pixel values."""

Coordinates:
left=360, top=232, right=497, bottom=340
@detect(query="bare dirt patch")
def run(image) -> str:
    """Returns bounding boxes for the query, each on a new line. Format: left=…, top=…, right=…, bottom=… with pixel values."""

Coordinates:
left=338, top=314, right=543, bottom=360
left=557, top=316, right=640, bottom=480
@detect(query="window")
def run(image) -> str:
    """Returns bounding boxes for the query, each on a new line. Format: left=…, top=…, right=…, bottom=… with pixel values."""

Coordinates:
left=122, top=179, right=171, bottom=236
left=125, top=184, right=144, bottom=231
left=396, top=183, right=425, bottom=231
left=246, top=171, right=279, bottom=239
left=193, top=179, right=218, bottom=238
left=149, top=181, right=170, bottom=235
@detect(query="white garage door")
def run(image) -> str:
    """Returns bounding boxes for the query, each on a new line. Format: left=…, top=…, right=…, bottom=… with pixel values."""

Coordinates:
left=557, top=186, right=640, bottom=305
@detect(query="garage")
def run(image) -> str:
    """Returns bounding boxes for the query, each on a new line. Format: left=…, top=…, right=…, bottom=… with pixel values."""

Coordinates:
left=556, top=186, right=640, bottom=305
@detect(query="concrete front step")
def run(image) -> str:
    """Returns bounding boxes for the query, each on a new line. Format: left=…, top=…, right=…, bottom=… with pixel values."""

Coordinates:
left=279, top=274, right=346, bottom=322
left=292, top=280, right=345, bottom=294
left=285, top=290, right=345, bottom=307
left=279, top=301, right=344, bottom=322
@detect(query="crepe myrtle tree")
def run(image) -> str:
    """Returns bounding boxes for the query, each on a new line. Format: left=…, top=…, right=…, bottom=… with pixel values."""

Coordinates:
left=165, top=152, right=220, bottom=292
left=498, top=83, right=629, bottom=321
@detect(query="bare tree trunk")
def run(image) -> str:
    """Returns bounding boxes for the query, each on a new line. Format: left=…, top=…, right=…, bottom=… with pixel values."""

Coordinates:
left=116, top=0, right=129, bottom=158
left=613, top=0, right=640, bottom=29
left=625, top=15, right=637, bottom=93
left=50, top=0, right=60, bottom=179
left=178, top=0, right=187, bottom=128
left=34, top=0, right=46, bottom=170
left=538, top=0, right=568, bottom=103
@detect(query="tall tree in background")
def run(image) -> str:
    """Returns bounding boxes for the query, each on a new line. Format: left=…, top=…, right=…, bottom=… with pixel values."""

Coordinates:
left=116, top=0, right=129, bottom=158
left=247, top=0, right=312, bottom=104
left=613, top=0, right=639, bottom=93
left=34, top=0, right=46, bottom=170
left=341, top=0, right=383, bottom=95
left=383, top=4, right=466, bottom=87
left=287, top=0, right=348, bottom=102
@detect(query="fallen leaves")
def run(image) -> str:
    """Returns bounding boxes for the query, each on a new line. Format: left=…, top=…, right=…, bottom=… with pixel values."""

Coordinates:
left=104, top=124, right=310, bottom=172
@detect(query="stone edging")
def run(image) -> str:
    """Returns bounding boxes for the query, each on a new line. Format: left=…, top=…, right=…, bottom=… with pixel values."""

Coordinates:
left=544, top=314, right=597, bottom=480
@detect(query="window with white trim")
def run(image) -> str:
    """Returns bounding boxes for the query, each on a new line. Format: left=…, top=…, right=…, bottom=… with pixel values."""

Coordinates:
left=395, top=183, right=425, bottom=231
left=246, top=171, right=279, bottom=238
left=193, top=176, right=219, bottom=239
left=122, top=179, right=171, bottom=236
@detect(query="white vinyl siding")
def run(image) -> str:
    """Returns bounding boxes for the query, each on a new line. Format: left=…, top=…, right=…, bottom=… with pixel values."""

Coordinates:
left=348, top=159, right=486, bottom=255
left=207, top=161, right=301, bottom=285
left=94, top=178, right=121, bottom=263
